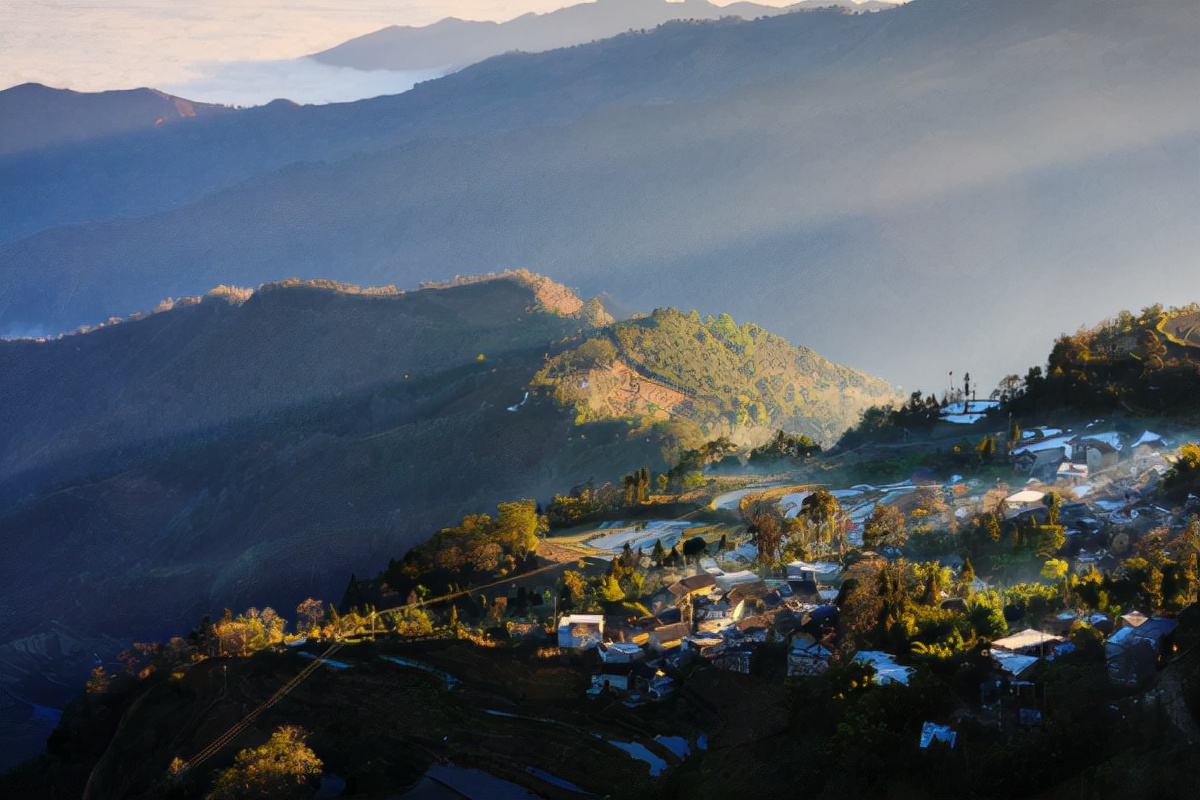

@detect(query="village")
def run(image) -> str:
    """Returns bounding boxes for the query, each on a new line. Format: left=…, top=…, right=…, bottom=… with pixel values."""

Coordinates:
left=524, top=417, right=1198, bottom=752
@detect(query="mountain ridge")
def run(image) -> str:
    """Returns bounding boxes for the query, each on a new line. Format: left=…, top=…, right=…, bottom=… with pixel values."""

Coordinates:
left=0, top=82, right=233, bottom=157
left=310, top=0, right=895, bottom=72
left=2, top=0, right=1195, bottom=390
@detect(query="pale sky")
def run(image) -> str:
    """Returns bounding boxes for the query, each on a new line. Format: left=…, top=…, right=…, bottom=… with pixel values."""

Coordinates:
left=0, top=1, right=845, bottom=98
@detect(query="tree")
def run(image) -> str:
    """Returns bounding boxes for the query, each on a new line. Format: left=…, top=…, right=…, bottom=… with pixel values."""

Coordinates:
left=1041, top=559, right=1069, bottom=582
left=682, top=535, right=708, bottom=562
left=862, top=503, right=906, bottom=551
left=801, top=489, right=842, bottom=544
left=983, top=512, right=1002, bottom=543
left=295, top=599, right=324, bottom=635
left=651, top=538, right=666, bottom=567
left=958, top=558, right=976, bottom=595
left=1044, top=492, right=1063, bottom=527
left=208, top=725, right=322, bottom=799
left=562, top=571, right=586, bottom=609
left=496, top=499, right=543, bottom=557
left=1008, top=419, right=1022, bottom=449
left=1162, top=443, right=1200, bottom=498
left=86, top=665, right=110, bottom=694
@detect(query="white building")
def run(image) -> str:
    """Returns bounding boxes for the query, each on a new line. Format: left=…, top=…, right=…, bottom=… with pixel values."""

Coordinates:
left=557, top=614, right=604, bottom=650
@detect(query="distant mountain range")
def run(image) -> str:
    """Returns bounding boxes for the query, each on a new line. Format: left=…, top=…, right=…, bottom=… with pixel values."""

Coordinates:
left=1, top=0, right=1197, bottom=392
left=0, top=273, right=891, bottom=759
left=310, top=0, right=895, bottom=72
left=0, top=83, right=232, bottom=157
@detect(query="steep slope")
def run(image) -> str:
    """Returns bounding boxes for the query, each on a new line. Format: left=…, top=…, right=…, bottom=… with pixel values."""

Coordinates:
left=2, top=0, right=1195, bottom=389
left=0, top=83, right=233, bottom=157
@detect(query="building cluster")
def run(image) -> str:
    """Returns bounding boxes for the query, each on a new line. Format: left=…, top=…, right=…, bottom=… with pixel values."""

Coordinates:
left=555, top=559, right=846, bottom=703
left=1001, top=425, right=1195, bottom=571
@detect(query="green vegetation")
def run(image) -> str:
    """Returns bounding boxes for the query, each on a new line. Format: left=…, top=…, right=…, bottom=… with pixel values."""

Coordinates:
left=207, top=725, right=322, bottom=800
left=1163, top=442, right=1200, bottom=498
left=1007, top=303, right=1200, bottom=417
left=382, top=499, right=546, bottom=598
left=534, top=307, right=896, bottom=444
left=748, top=429, right=821, bottom=463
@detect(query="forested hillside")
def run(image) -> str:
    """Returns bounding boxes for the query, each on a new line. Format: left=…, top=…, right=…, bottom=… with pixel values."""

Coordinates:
left=534, top=307, right=897, bottom=445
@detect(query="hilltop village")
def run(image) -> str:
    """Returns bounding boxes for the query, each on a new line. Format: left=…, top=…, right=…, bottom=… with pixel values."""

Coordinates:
left=24, top=412, right=1196, bottom=799
left=6, top=303, right=1199, bottom=799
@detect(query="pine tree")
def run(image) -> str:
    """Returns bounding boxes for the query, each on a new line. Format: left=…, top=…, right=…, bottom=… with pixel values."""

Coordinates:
left=961, top=558, right=976, bottom=587
left=652, top=538, right=666, bottom=567
left=984, top=512, right=1002, bottom=543
left=621, top=542, right=635, bottom=570
left=921, top=570, right=941, bottom=605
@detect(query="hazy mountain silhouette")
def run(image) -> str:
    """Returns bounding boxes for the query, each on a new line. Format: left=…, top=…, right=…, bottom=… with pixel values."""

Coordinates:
left=1, top=0, right=1197, bottom=390
left=0, top=83, right=233, bottom=157
left=311, top=0, right=892, bottom=72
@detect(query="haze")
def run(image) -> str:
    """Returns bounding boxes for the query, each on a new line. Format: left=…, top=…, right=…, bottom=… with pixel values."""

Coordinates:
left=0, top=0, right=882, bottom=104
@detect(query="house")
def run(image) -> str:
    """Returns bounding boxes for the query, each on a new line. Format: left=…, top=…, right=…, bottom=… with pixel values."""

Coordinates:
left=667, top=573, right=717, bottom=599
left=730, top=617, right=770, bottom=645
left=693, top=594, right=741, bottom=622
left=854, top=651, right=914, bottom=685
left=557, top=614, right=604, bottom=650
left=714, top=570, right=761, bottom=592
left=1014, top=447, right=1067, bottom=481
left=1106, top=616, right=1179, bottom=686
left=989, top=629, right=1064, bottom=657
left=726, top=579, right=770, bottom=610
left=648, top=622, right=691, bottom=651
left=682, top=632, right=726, bottom=659
left=598, top=642, right=644, bottom=664
left=647, top=670, right=676, bottom=699
left=1056, top=462, right=1089, bottom=485
left=919, top=722, right=957, bottom=749
left=989, top=649, right=1041, bottom=680
left=787, top=634, right=832, bottom=677
left=589, top=664, right=633, bottom=694
left=645, top=586, right=677, bottom=614
left=1131, top=431, right=1170, bottom=459
left=1076, top=433, right=1123, bottom=472
left=1003, top=490, right=1046, bottom=519
left=714, top=646, right=755, bottom=675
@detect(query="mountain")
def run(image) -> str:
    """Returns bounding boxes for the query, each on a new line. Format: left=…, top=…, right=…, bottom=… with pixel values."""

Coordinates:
left=0, top=272, right=889, bottom=768
left=2, top=0, right=1197, bottom=391
left=534, top=307, right=895, bottom=444
left=310, top=0, right=882, bottom=72
left=0, top=83, right=233, bottom=157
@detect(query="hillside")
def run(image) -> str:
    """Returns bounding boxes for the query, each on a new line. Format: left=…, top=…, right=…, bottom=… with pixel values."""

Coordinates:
left=2, top=0, right=1195, bottom=388
left=1005, top=303, right=1200, bottom=419
left=0, top=272, right=888, bottom=769
left=0, top=83, right=232, bottom=157
left=534, top=307, right=897, bottom=445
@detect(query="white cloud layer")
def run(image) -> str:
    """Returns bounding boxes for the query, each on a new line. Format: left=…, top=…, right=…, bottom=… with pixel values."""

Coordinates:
left=160, top=59, right=445, bottom=107
left=0, top=1, right=833, bottom=101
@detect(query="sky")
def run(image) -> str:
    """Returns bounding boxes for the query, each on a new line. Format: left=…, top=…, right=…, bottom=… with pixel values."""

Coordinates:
left=0, top=1, right=852, bottom=105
